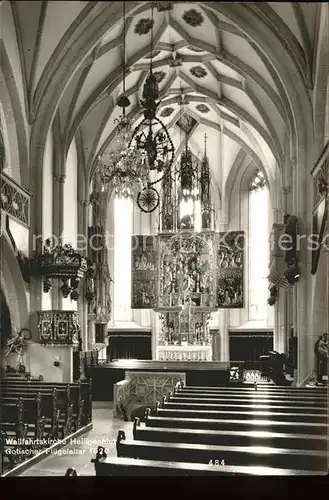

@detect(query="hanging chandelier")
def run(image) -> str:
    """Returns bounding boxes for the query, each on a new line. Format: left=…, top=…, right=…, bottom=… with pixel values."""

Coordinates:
left=129, top=4, right=175, bottom=213
left=97, top=2, right=149, bottom=198
left=98, top=114, right=149, bottom=198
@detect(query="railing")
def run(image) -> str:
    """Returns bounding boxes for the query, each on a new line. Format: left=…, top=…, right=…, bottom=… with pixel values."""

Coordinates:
left=1, top=172, right=31, bottom=227
left=113, top=372, right=186, bottom=420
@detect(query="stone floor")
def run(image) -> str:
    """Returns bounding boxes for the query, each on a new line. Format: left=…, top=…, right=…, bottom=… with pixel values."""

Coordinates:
left=19, top=403, right=133, bottom=477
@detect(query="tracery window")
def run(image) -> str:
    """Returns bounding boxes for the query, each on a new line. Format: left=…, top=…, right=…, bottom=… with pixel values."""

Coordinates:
left=248, top=170, right=269, bottom=321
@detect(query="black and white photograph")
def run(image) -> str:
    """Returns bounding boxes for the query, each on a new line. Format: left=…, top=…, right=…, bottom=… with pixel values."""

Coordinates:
left=0, top=0, right=328, bottom=481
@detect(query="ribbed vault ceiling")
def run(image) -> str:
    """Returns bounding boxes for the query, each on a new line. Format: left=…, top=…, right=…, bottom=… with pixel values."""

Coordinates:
left=9, top=1, right=319, bottom=192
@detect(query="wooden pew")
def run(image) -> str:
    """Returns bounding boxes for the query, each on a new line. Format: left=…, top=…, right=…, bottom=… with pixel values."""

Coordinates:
left=1, top=394, right=46, bottom=440
left=167, top=394, right=327, bottom=406
left=91, top=452, right=321, bottom=476
left=177, top=385, right=327, bottom=394
left=1, top=379, right=79, bottom=435
left=155, top=406, right=327, bottom=423
left=1, top=400, right=29, bottom=472
left=162, top=400, right=328, bottom=414
left=14, top=384, right=73, bottom=435
left=144, top=410, right=328, bottom=435
left=171, top=392, right=328, bottom=402
left=133, top=418, right=328, bottom=451
left=1, top=399, right=28, bottom=440
left=1, top=386, right=61, bottom=440
left=2, top=379, right=92, bottom=428
left=116, top=430, right=327, bottom=471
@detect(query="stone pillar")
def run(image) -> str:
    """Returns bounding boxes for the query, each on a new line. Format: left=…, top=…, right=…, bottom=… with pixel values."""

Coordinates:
left=273, top=290, right=286, bottom=353
left=292, top=148, right=312, bottom=385
left=219, top=309, right=229, bottom=362
left=52, top=174, right=66, bottom=310
left=78, top=200, right=90, bottom=351
left=210, top=329, right=220, bottom=361
left=151, top=312, right=160, bottom=360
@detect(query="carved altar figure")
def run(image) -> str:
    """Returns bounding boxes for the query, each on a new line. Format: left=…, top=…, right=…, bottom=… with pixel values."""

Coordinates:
left=189, top=260, right=199, bottom=292
left=90, top=191, right=103, bottom=226
left=163, top=259, right=173, bottom=294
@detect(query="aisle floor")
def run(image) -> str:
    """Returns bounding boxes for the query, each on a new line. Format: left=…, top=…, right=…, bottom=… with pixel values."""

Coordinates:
left=20, top=402, right=132, bottom=476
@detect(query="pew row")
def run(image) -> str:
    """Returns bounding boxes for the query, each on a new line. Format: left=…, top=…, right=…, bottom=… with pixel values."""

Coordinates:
left=155, top=406, right=327, bottom=423
left=1, top=387, right=63, bottom=440
left=91, top=452, right=321, bottom=476
left=161, top=400, right=328, bottom=414
left=132, top=418, right=328, bottom=451
left=175, top=384, right=327, bottom=394
left=2, top=395, right=46, bottom=439
left=144, top=410, right=328, bottom=435
left=171, top=393, right=328, bottom=403
left=0, top=378, right=92, bottom=476
left=1, top=379, right=92, bottom=433
left=116, top=430, right=327, bottom=471
left=166, top=395, right=327, bottom=407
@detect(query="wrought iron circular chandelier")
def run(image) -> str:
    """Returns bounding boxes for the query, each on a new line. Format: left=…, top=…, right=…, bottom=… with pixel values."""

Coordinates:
left=130, top=4, right=175, bottom=212
left=97, top=1, right=149, bottom=198
left=98, top=114, right=149, bottom=198
left=97, top=2, right=175, bottom=208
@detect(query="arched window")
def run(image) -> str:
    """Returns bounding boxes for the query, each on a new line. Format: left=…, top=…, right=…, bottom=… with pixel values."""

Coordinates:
left=114, top=195, right=133, bottom=322
left=248, top=170, right=269, bottom=321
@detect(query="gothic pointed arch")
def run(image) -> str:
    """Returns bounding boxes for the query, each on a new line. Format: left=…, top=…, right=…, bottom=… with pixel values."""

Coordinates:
left=0, top=41, right=29, bottom=187
left=0, top=232, right=29, bottom=331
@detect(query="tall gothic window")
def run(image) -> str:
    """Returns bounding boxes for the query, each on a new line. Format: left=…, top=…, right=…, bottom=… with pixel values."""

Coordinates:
left=248, top=170, right=269, bottom=321
left=179, top=198, right=202, bottom=232
left=114, top=195, right=133, bottom=322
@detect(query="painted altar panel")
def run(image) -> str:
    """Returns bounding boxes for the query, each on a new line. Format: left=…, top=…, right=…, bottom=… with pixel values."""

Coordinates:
left=158, top=232, right=217, bottom=308
left=131, top=235, right=159, bottom=309
left=216, top=231, right=245, bottom=308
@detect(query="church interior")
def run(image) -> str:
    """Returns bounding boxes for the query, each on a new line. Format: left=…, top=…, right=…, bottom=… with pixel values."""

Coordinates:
left=0, top=1, right=328, bottom=477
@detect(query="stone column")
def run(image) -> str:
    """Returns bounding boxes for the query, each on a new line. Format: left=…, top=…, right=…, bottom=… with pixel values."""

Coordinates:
left=210, top=329, right=221, bottom=361
left=52, top=174, right=66, bottom=310
left=78, top=200, right=90, bottom=351
left=219, top=309, right=229, bottom=362
left=292, top=149, right=312, bottom=385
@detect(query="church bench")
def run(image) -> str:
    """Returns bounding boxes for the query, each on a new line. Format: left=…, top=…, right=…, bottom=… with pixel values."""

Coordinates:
left=4, top=383, right=74, bottom=435
left=1, top=401, right=30, bottom=473
left=132, top=420, right=328, bottom=451
left=177, top=385, right=327, bottom=394
left=1, top=379, right=92, bottom=428
left=144, top=412, right=328, bottom=435
left=167, top=394, right=328, bottom=405
left=166, top=393, right=327, bottom=407
left=2, top=395, right=46, bottom=440
left=1, top=399, right=28, bottom=440
left=0, top=429, right=25, bottom=475
left=116, top=430, right=327, bottom=471
left=91, top=454, right=320, bottom=476
left=1, top=387, right=62, bottom=440
left=162, top=400, right=328, bottom=414
left=155, top=407, right=327, bottom=424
